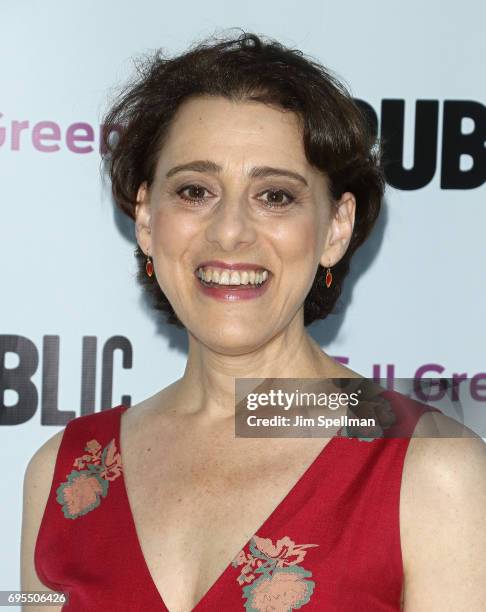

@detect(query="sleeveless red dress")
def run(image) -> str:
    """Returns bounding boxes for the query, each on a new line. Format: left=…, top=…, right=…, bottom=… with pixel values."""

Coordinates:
left=35, top=392, right=439, bottom=611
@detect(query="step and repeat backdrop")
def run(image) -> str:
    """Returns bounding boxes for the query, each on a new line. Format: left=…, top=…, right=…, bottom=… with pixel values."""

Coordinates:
left=1, top=0, right=485, bottom=595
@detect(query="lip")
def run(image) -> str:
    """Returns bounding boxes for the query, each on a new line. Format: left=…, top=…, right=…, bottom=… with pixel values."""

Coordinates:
left=194, top=270, right=272, bottom=302
left=195, top=260, right=269, bottom=272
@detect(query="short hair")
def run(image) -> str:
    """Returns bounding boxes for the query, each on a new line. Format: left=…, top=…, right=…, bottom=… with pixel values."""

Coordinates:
left=102, top=30, right=384, bottom=328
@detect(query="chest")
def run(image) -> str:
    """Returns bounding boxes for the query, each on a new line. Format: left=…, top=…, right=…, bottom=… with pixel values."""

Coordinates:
left=122, top=430, right=328, bottom=611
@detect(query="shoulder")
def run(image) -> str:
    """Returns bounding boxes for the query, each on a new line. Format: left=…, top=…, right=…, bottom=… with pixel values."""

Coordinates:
left=400, top=411, right=486, bottom=609
left=22, top=404, right=128, bottom=526
left=402, top=411, right=486, bottom=486
left=21, top=405, right=127, bottom=589
left=21, top=428, right=66, bottom=591
left=23, top=428, right=66, bottom=504
left=22, top=427, right=65, bottom=532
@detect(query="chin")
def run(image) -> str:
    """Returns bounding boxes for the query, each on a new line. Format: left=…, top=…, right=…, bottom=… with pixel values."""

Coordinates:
left=195, top=323, right=274, bottom=355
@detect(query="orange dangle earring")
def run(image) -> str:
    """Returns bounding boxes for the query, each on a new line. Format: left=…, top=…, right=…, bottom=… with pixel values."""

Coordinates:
left=145, top=255, right=154, bottom=278
left=325, top=266, right=333, bottom=288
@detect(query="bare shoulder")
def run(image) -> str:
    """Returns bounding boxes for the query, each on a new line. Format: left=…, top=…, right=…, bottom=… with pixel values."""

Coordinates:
left=400, top=411, right=486, bottom=610
left=403, top=411, right=486, bottom=482
left=23, top=429, right=65, bottom=501
left=21, top=429, right=66, bottom=610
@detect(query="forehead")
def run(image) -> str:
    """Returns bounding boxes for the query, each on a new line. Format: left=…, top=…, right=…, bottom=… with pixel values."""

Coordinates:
left=156, top=95, right=311, bottom=174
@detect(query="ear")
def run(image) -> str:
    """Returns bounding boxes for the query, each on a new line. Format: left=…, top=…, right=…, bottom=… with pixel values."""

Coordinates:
left=319, top=192, right=356, bottom=268
left=134, top=181, right=152, bottom=256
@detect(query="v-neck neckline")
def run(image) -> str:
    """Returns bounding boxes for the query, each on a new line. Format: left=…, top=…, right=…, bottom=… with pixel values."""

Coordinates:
left=116, top=403, right=342, bottom=611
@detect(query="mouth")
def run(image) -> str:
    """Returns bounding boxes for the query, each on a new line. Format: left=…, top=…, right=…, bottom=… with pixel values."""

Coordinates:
left=195, top=265, right=270, bottom=288
left=194, top=262, right=272, bottom=300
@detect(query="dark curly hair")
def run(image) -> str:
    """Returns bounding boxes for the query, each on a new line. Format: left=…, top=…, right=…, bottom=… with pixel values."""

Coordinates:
left=101, top=29, right=384, bottom=328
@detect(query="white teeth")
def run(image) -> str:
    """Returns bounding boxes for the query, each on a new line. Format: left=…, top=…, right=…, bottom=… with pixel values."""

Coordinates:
left=229, top=271, right=240, bottom=285
left=196, top=266, right=269, bottom=286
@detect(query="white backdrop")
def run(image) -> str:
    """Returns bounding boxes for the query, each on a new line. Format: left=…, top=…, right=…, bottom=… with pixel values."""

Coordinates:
left=1, top=0, right=485, bottom=597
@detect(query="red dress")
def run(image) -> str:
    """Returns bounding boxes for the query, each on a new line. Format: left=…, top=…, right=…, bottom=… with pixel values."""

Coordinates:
left=35, top=392, right=439, bottom=611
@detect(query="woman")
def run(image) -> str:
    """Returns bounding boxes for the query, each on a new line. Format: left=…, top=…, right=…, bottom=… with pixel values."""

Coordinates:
left=21, top=32, right=486, bottom=611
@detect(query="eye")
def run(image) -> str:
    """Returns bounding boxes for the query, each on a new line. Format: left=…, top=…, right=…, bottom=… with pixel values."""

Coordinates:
left=257, top=189, right=295, bottom=208
left=176, top=184, right=213, bottom=204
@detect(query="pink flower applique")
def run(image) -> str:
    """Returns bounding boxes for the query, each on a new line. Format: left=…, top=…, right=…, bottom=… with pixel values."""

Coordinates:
left=231, top=535, right=318, bottom=611
left=56, top=438, right=123, bottom=519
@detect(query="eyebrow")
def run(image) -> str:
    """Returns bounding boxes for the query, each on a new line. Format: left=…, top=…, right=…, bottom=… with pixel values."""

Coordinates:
left=165, top=160, right=309, bottom=187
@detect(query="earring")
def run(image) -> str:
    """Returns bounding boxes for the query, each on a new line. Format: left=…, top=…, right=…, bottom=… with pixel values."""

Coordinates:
left=325, top=266, right=333, bottom=288
left=145, top=255, right=154, bottom=278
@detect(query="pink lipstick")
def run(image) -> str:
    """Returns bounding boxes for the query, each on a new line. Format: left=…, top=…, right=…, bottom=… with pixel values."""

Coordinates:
left=194, top=261, right=271, bottom=302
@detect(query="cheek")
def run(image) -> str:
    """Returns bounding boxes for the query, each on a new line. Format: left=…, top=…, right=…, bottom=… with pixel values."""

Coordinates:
left=271, top=215, right=321, bottom=267
left=149, top=207, right=199, bottom=306
left=151, top=207, right=196, bottom=262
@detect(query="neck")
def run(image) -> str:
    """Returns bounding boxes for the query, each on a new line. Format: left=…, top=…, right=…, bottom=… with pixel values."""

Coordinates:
left=172, top=312, right=342, bottom=421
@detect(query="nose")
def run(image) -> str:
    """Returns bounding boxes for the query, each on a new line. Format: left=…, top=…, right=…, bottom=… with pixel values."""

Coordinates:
left=204, top=192, right=257, bottom=252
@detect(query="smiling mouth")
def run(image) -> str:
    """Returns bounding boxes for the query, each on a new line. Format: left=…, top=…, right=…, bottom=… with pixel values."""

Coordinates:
left=195, top=266, right=270, bottom=288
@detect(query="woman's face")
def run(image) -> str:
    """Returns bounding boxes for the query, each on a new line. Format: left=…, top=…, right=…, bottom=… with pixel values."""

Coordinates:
left=136, top=95, right=354, bottom=354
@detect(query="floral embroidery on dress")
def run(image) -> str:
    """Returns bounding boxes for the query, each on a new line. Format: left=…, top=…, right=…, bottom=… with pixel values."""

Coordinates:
left=231, top=535, right=318, bottom=611
left=340, top=393, right=397, bottom=441
left=56, top=438, right=123, bottom=519
left=341, top=425, right=381, bottom=442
